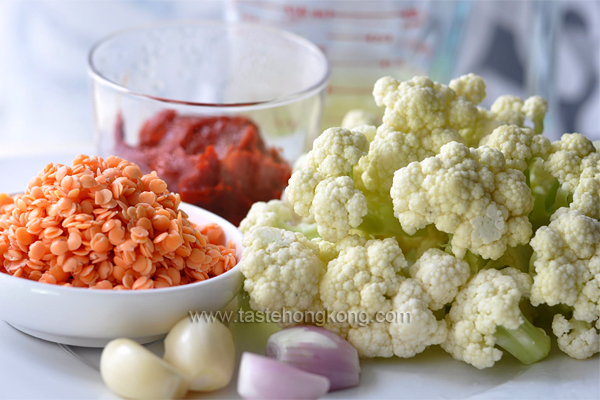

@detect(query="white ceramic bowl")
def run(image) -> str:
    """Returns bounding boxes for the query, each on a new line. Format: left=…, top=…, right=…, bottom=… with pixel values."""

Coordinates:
left=0, top=202, right=243, bottom=347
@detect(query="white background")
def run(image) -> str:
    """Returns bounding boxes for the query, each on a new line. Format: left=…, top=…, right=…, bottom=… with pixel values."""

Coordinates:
left=0, top=0, right=598, bottom=160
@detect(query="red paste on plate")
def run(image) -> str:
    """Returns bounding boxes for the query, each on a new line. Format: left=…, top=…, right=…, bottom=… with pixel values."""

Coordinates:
left=115, top=110, right=291, bottom=226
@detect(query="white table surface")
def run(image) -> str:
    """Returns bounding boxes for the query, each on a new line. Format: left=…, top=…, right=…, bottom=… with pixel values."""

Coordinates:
left=1, top=153, right=599, bottom=400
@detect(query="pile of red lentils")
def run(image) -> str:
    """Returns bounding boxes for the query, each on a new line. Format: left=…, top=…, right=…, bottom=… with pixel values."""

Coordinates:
left=0, top=155, right=237, bottom=290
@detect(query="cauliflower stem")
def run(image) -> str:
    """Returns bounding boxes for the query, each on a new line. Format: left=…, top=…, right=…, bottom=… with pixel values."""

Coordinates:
left=494, top=309, right=552, bottom=365
left=276, top=221, right=320, bottom=240
left=527, top=158, right=572, bottom=231
left=357, top=196, right=403, bottom=237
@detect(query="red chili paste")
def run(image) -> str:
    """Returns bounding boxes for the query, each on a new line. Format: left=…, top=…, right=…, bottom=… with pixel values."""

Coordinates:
left=115, top=110, right=291, bottom=226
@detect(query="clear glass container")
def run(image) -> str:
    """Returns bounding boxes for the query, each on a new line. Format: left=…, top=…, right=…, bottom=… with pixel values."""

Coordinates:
left=88, top=21, right=329, bottom=225
left=227, top=0, right=470, bottom=130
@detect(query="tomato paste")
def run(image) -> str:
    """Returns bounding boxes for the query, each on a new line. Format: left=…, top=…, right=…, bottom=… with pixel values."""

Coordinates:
left=115, top=110, right=291, bottom=226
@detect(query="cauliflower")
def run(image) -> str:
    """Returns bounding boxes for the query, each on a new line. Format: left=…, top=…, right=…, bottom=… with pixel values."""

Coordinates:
left=239, top=199, right=319, bottom=239
left=449, top=73, right=487, bottom=105
left=341, top=109, right=378, bottom=130
left=348, top=279, right=447, bottom=358
left=409, top=249, right=471, bottom=310
left=319, top=237, right=445, bottom=358
left=458, top=107, right=506, bottom=148
left=373, top=75, right=479, bottom=133
left=552, top=314, right=599, bottom=359
left=528, top=157, right=572, bottom=231
left=240, top=200, right=296, bottom=234
left=529, top=208, right=600, bottom=351
left=490, top=95, right=527, bottom=126
left=350, top=124, right=377, bottom=142
left=391, top=141, right=534, bottom=260
left=542, top=133, right=600, bottom=219
left=239, top=227, right=325, bottom=317
left=458, top=95, right=548, bottom=147
left=442, top=268, right=551, bottom=369
left=312, top=235, right=367, bottom=265
left=396, top=224, right=449, bottom=265
left=320, top=238, right=406, bottom=317
left=286, top=167, right=325, bottom=217
left=480, top=125, right=550, bottom=171
left=358, top=124, right=463, bottom=194
left=236, top=72, right=595, bottom=367
left=522, top=96, right=548, bottom=135
left=358, top=74, right=487, bottom=195
left=286, top=127, right=369, bottom=241
left=311, top=177, right=368, bottom=241
left=304, top=127, right=369, bottom=177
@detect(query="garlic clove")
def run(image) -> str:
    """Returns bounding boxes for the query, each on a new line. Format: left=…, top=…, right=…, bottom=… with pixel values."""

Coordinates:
left=164, top=315, right=235, bottom=391
left=100, top=338, right=189, bottom=400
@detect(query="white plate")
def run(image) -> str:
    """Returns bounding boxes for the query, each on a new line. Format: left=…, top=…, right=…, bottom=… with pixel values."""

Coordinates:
left=1, top=156, right=599, bottom=399
left=1, top=307, right=598, bottom=400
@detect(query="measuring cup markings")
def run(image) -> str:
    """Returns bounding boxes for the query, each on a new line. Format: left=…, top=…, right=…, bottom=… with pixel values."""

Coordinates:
left=240, top=1, right=422, bottom=21
left=230, top=0, right=467, bottom=129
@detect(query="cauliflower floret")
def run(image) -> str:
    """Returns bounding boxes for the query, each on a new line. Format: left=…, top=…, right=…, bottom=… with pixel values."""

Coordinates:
left=239, top=200, right=295, bottom=234
left=304, top=127, right=369, bottom=176
left=348, top=279, right=447, bottom=358
left=530, top=208, right=600, bottom=326
left=458, top=94, right=547, bottom=147
left=286, top=168, right=324, bottom=218
left=409, top=248, right=471, bottom=310
left=386, top=279, right=447, bottom=357
left=543, top=133, right=600, bottom=219
left=239, top=199, right=320, bottom=240
left=442, top=268, right=550, bottom=369
left=320, top=237, right=406, bottom=317
left=522, top=95, right=548, bottom=135
left=286, top=127, right=369, bottom=239
left=240, top=227, right=325, bottom=316
left=312, top=238, right=338, bottom=264
left=311, top=176, right=368, bottom=242
left=544, top=133, right=597, bottom=191
left=341, top=109, right=378, bottom=130
left=351, top=124, right=378, bottom=142
left=480, top=125, right=550, bottom=171
left=373, top=75, right=478, bottom=133
left=312, top=235, right=367, bottom=264
left=346, top=319, right=394, bottom=358
left=358, top=125, right=463, bottom=194
left=552, top=314, right=599, bottom=359
left=391, top=141, right=534, bottom=260
left=449, top=73, right=486, bottom=105
left=490, top=95, right=526, bottom=126
left=319, top=238, right=447, bottom=358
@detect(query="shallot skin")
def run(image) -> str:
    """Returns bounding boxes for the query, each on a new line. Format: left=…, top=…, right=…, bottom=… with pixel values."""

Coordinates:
left=266, top=325, right=361, bottom=391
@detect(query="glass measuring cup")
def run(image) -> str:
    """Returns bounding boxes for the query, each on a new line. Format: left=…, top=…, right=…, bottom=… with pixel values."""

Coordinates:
left=227, top=0, right=470, bottom=129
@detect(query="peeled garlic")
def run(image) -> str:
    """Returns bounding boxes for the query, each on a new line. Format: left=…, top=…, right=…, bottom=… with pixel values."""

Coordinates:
left=100, top=338, right=189, bottom=400
left=164, top=315, right=236, bottom=391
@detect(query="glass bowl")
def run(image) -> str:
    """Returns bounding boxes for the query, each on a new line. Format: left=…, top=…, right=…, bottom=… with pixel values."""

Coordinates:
left=88, top=21, right=329, bottom=225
